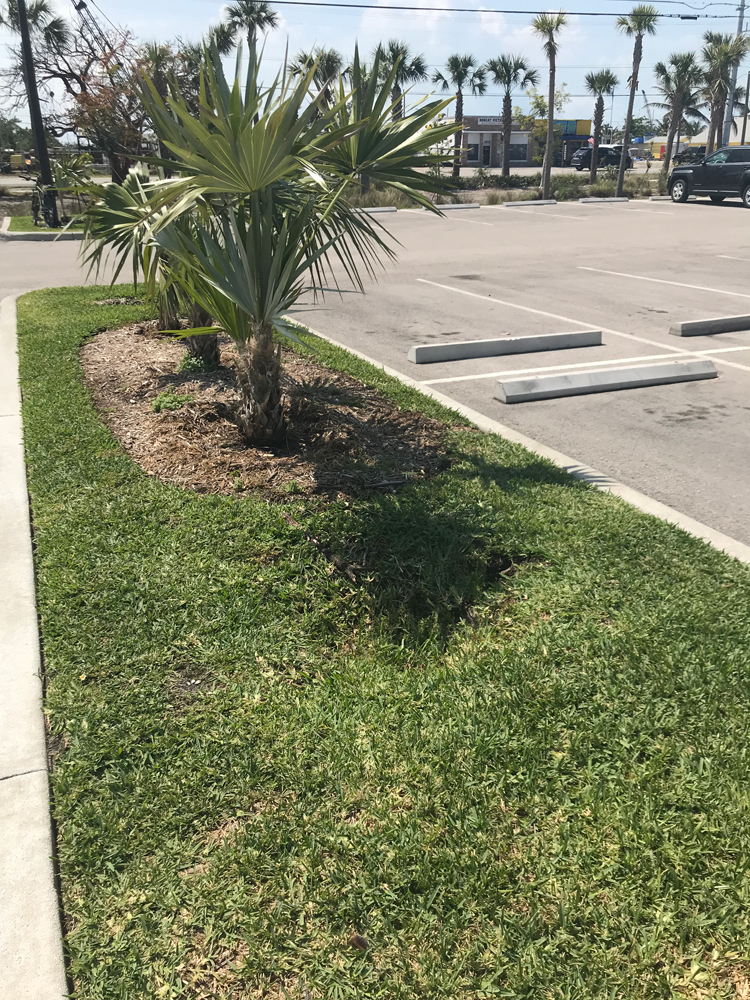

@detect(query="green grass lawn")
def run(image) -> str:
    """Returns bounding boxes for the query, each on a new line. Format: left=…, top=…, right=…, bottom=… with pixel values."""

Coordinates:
left=18, top=286, right=750, bottom=1000
left=8, top=214, right=84, bottom=231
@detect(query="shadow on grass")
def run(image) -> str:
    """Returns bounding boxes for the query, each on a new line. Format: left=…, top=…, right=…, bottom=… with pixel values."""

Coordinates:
left=315, top=452, right=578, bottom=647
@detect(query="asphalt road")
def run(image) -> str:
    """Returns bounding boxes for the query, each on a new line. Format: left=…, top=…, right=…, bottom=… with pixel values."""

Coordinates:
left=292, top=198, right=750, bottom=545
left=3, top=195, right=749, bottom=545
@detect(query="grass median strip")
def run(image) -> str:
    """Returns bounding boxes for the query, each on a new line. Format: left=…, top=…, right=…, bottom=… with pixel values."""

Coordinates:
left=17, top=285, right=750, bottom=999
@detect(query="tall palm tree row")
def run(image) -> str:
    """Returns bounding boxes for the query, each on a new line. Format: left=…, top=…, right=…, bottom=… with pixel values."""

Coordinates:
left=531, top=11, right=567, bottom=200
left=615, top=4, right=659, bottom=197
left=485, top=55, right=539, bottom=177
left=375, top=40, right=428, bottom=120
left=584, top=69, right=619, bottom=182
left=433, top=54, right=487, bottom=179
left=652, top=52, right=705, bottom=174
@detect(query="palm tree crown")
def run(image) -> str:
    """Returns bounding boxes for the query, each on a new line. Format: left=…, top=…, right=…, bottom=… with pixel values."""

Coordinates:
left=290, top=47, right=345, bottom=108
left=585, top=68, right=619, bottom=99
left=531, top=11, right=567, bottom=60
left=652, top=52, right=704, bottom=172
left=486, top=54, right=538, bottom=98
left=223, top=0, right=278, bottom=49
left=615, top=4, right=659, bottom=39
left=375, top=39, right=427, bottom=118
left=0, top=0, right=70, bottom=49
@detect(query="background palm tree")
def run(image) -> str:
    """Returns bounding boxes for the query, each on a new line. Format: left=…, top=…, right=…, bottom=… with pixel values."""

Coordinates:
left=701, top=31, right=750, bottom=153
left=375, top=39, right=427, bottom=119
left=290, top=47, right=345, bottom=109
left=432, top=54, right=487, bottom=179
left=485, top=55, right=539, bottom=177
left=652, top=52, right=704, bottom=174
left=615, top=4, right=659, bottom=197
left=223, top=0, right=278, bottom=50
left=584, top=69, right=618, bottom=182
left=0, top=0, right=69, bottom=49
left=207, top=22, right=236, bottom=56
left=531, top=12, right=567, bottom=200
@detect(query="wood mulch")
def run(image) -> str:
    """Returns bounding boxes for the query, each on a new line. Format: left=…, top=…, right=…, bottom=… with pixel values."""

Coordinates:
left=81, top=322, right=451, bottom=499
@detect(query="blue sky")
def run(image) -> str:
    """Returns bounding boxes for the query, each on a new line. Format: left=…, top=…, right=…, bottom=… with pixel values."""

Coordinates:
left=2, top=0, right=747, bottom=126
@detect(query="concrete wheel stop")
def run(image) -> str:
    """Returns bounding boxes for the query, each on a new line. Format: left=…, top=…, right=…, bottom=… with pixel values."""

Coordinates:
left=495, top=358, right=718, bottom=403
left=408, top=329, right=602, bottom=364
left=669, top=314, right=750, bottom=337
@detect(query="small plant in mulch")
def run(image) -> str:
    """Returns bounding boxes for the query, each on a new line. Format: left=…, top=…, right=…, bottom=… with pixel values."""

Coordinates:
left=151, top=391, right=193, bottom=413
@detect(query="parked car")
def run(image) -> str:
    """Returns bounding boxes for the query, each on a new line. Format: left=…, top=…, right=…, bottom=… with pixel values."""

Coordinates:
left=673, top=145, right=706, bottom=164
left=571, top=144, right=632, bottom=171
left=669, top=146, right=750, bottom=207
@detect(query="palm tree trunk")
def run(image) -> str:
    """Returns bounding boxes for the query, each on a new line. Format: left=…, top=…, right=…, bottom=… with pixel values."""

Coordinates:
left=590, top=94, right=604, bottom=183
left=184, top=301, right=220, bottom=368
left=616, top=34, right=642, bottom=198
left=391, top=84, right=402, bottom=120
left=234, top=324, right=285, bottom=443
left=452, top=90, right=463, bottom=181
left=542, top=50, right=555, bottom=199
left=502, top=91, right=512, bottom=177
left=661, top=96, right=682, bottom=175
left=707, top=100, right=719, bottom=154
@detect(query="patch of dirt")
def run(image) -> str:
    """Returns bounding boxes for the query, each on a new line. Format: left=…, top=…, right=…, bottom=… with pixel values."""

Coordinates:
left=168, top=661, right=217, bottom=709
left=81, top=324, right=451, bottom=499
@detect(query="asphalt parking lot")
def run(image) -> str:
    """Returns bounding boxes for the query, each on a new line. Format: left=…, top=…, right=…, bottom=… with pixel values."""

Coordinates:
left=293, top=198, right=750, bottom=546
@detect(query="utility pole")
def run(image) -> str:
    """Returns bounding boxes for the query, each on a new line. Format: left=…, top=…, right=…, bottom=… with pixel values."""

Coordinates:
left=721, top=0, right=746, bottom=148
left=743, top=69, right=750, bottom=144
left=16, top=0, right=59, bottom=226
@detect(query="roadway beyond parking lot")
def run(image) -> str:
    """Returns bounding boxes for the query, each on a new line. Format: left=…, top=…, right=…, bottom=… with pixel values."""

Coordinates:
left=293, top=199, right=750, bottom=546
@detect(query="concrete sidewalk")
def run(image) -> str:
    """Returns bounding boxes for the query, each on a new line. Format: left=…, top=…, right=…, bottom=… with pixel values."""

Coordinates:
left=0, top=294, right=67, bottom=1000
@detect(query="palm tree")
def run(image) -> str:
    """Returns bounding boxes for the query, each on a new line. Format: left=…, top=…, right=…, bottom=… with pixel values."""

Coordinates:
left=207, top=22, right=236, bottom=56
left=485, top=55, right=539, bottom=177
left=223, top=0, right=278, bottom=50
left=433, top=54, right=487, bottom=179
left=290, top=47, right=345, bottom=109
left=0, top=0, right=69, bottom=49
left=584, top=69, right=619, bottom=182
left=375, top=40, right=427, bottom=119
left=701, top=32, right=750, bottom=153
left=652, top=53, right=704, bottom=174
left=615, top=5, right=659, bottom=197
left=84, top=46, right=456, bottom=442
left=531, top=12, right=567, bottom=199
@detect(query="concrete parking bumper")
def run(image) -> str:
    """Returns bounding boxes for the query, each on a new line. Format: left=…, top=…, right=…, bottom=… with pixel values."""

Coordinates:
left=407, top=329, right=602, bottom=363
left=669, top=314, right=750, bottom=337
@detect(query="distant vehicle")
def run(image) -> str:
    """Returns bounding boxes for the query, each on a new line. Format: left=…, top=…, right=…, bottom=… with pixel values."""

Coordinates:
left=669, top=146, right=750, bottom=207
left=673, top=146, right=706, bottom=164
left=571, top=144, right=633, bottom=171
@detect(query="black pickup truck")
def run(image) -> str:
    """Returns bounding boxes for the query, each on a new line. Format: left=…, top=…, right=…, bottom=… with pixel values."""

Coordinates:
left=669, top=146, right=750, bottom=206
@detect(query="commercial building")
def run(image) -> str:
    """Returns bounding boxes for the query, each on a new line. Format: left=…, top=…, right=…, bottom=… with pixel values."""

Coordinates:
left=461, top=116, right=593, bottom=168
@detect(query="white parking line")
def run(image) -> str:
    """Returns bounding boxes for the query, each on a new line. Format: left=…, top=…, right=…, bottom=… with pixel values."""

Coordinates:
left=619, top=208, right=672, bottom=216
left=718, top=254, right=750, bottom=262
left=416, top=278, right=750, bottom=374
left=503, top=208, right=589, bottom=220
left=445, top=217, right=494, bottom=226
left=419, top=343, right=750, bottom=385
left=579, top=266, right=750, bottom=300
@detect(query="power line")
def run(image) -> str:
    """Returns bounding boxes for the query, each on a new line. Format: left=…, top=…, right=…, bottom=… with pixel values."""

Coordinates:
left=268, top=0, right=740, bottom=17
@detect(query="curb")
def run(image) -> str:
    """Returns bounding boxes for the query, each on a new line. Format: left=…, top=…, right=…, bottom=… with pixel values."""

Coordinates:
left=505, top=199, right=557, bottom=207
left=292, top=317, right=750, bottom=565
left=0, top=294, right=67, bottom=1000
left=428, top=202, right=481, bottom=210
left=0, top=225, right=83, bottom=242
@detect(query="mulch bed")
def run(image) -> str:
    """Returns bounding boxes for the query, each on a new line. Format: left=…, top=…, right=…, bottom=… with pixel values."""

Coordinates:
left=81, top=322, right=451, bottom=499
